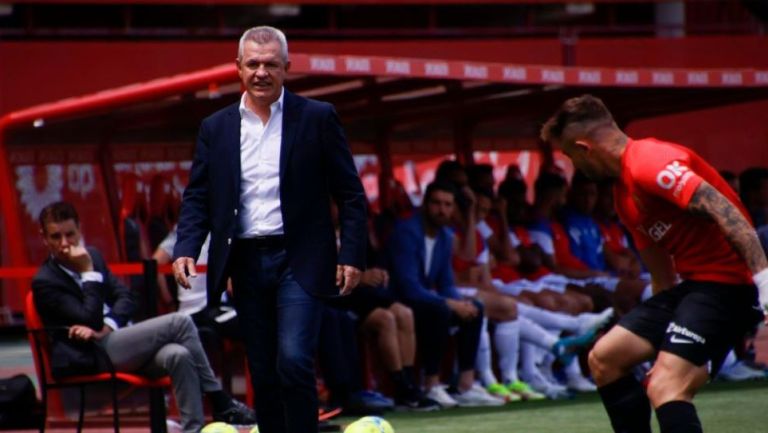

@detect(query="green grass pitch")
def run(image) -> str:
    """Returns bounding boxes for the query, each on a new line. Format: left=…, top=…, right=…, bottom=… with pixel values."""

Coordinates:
left=337, top=380, right=768, bottom=433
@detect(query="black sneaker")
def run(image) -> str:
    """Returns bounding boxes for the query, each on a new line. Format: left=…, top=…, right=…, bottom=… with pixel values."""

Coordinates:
left=318, top=420, right=343, bottom=432
left=213, top=398, right=257, bottom=425
left=395, top=395, right=441, bottom=412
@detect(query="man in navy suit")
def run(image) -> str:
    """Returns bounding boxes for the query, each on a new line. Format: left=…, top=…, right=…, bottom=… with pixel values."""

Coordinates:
left=32, top=201, right=255, bottom=433
left=172, top=26, right=367, bottom=433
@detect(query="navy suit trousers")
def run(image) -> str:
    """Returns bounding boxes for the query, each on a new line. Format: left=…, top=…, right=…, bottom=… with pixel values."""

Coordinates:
left=229, top=241, right=323, bottom=433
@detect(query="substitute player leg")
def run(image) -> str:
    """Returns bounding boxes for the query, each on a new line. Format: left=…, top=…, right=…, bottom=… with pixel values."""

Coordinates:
left=646, top=352, right=708, bottom=433
left=589, top=326, right=656, bottom=433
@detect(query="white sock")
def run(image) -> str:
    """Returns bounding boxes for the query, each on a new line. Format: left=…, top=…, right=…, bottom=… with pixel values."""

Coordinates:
left=539, top=349, right=557, bottom=381
left=722, top=349, right=738, bottom=370
left=494, top=320, right=521, bottom=384
left=518, top=316, right=558, bottom=350
left=518, top=302, right=580, bottom=333
left=520, top=341, right=540, bottom=381
left=476, top=317, right=498, bottom=386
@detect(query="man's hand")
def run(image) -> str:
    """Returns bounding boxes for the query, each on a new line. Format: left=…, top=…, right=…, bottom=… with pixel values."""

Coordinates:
left=336, top=264, right=362, bottom=295
left=172, top=257, right=197, bottom=289
left=64, top=244, right=94, bottom=273
left=69, top=324, right=112, bottom=341
left=360, top=268, right=389, bottom=288
left=68, top=325, right=97, bottom=341
left=446, top=298, right=479, bottom=321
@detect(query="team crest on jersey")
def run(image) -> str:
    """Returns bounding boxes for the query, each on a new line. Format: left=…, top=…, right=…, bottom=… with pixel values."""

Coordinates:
left=656, top=161, right=694, bottom=198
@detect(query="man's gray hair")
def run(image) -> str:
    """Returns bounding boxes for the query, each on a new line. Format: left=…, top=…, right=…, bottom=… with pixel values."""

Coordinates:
left=238, top=26, right=289, bottom=62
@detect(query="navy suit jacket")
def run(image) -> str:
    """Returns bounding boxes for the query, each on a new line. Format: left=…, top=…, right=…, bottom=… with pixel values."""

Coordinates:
left=32, top=248, right=137, bottom=376
left=387, top=212, right=460, bottom=307
left=174, top=90, right=367, bottom=303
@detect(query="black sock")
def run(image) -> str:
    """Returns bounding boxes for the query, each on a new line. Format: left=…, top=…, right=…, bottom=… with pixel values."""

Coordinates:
left=597, top=375, right=652, bottom=433
left=656, top=401, right=702, bottom=433
left=403, top=366, right=417, bottom=386
left=207, top=390, right=232, bottom=413
left=390, top=369, right=410, bottom=399
left=331, top=384, right=352, bottom=408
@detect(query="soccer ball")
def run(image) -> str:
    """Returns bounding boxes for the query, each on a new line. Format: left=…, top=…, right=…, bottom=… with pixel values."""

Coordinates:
left=201, top=422, right=238, bottom=433
left=344, top=416, right=394, bottom=433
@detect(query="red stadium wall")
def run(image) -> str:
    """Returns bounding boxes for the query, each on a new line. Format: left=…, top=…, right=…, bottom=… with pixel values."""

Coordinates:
left=0, top=41, right=234, bottom=114
left=2, top=36, right=768, bottom=114
left=574, top=36, right=768, bottom=69
left=626, top=99, right=768, bottom=173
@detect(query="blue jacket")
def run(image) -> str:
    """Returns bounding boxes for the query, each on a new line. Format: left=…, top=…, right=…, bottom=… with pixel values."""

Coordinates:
left=174, top=90, right=367, bottom=301
left=561, top=208, right=607, bottom=271
left=387, top=212, right=460, bottom=306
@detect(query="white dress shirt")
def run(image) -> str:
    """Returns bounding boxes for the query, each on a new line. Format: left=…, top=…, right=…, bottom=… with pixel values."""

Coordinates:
left=238, top=89, right=284, bottom=237
left=424, top=235, right=437, bottom=276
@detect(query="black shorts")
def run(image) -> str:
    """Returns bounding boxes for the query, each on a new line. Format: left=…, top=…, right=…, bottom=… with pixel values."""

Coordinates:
left=325, top=285, right=396, bottom=320
left=618, top=279, right=764, bottom=376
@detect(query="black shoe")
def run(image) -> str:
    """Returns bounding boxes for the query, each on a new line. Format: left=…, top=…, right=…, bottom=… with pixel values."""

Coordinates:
left=213, top=398, right=257, bottom=425
left=318, top=420, right=343, bottom=432
left=395, top=396, right=441, bottom=412
left=394, top=384, right=440, bottom=412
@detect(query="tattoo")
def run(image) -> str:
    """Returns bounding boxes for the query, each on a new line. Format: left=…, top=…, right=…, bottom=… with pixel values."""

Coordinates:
left=688, top=181, right=768, bottom=273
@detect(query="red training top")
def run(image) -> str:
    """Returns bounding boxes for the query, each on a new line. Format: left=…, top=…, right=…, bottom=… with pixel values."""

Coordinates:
left=598, top=220, right=629, bottom=255
left=452, top=228, right=487, bottom=273
left=615, top=137, right=752, bottom=284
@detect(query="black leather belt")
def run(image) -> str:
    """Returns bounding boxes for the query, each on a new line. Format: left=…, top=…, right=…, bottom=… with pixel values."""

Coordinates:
left=238, top=235, right=285, bottom=249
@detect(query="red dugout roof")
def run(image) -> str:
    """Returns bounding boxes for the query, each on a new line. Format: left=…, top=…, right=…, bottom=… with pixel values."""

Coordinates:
left=3, top=51, right=768, bottom=273
left=8, top=0, right=681, bottom=4
left=3, top=52, right=766, bottom=132
left=291, top=53, right=768, bottom=87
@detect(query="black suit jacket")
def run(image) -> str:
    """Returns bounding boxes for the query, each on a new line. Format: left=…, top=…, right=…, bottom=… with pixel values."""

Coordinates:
left=174, top=90, right=368, bottom=303
left=32, top=248, right=137, bottom=376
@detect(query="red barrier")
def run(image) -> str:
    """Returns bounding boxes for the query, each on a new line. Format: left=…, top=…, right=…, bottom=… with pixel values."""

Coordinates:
left=0, top=264, right=206, bottom=279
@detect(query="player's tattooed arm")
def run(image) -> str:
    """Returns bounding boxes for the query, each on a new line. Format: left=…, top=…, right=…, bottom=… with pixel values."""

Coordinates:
left=688, top=180, right=768, bottom=274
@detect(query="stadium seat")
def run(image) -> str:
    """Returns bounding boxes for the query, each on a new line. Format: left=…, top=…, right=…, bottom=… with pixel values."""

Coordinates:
left=24, top=292, right=172, bottom=433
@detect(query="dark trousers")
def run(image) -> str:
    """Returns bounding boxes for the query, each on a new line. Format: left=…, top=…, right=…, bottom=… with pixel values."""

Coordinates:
left=229, top=243, right=323, bottom=433
left=317, top=307, right=363, bottom=407
left=409, top=298, right=484, bottom=377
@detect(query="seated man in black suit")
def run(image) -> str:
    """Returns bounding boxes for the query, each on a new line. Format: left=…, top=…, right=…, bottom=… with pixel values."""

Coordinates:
left=31, top=201, right=255, bottom=433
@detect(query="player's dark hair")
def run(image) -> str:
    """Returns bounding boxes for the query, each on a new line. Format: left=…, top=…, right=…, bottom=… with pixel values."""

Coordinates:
left=467, top=163, right=494, bottom=188
left=424, top=180, right=457, bottom=203
left=39, top=201, right=80, bottom=231
left=540, top=94, right=615, bottom=143
left=472, top=186, right=495, bottom=201
left=435, top=160, right=465, bottom=184
left=534, top=172, right=567, bottom=197
left=499, top=177, right=527, bottom=200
